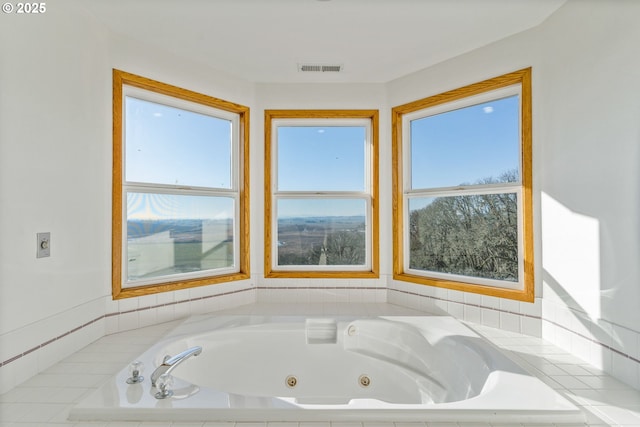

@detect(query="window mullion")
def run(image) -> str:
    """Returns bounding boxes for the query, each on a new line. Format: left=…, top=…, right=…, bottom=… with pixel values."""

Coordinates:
left=405, top=182, right=520, bottom=199
left=125, top=182, right=238, bottom=197
left=274, top=191, right=371, bottom=199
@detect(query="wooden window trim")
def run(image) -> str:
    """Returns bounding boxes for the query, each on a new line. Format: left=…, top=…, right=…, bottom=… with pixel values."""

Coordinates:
left=264, top=109, right=379, bottom=279
left=112, top=69, right=250, bottom=300
left=391, top=68, right=534, bottom=302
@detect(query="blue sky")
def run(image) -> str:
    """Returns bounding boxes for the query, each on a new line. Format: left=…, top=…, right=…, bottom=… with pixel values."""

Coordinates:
left=276, top=125, right=366, bottom=217
left=410, top=95, right=520, bottom=189
left=124, top=95, right=519, bottom=220
left=277, top=126, right=365, bottom=192
left=277, top=198, right=366, bottom=219
left=127, top=192, right=233, bottom=221
left=125, top=96, right=232, bottom=189
left=125, top=96, right=234, bottom=221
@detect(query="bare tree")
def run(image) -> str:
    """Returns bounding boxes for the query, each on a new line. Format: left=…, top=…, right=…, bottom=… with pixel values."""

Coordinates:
left=409, top=170, right=519, bottom=281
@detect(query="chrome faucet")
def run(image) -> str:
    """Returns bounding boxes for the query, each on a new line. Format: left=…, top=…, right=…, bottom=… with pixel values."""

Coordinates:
left=150, top=346, right=202, bottom=387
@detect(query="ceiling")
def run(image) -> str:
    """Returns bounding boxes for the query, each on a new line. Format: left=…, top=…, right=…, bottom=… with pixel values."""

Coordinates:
left=76, top=0, right=566, bottom=84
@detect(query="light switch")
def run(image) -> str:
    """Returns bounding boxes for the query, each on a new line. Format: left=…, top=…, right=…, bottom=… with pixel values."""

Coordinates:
left=37, top=232, right=50, bottom=258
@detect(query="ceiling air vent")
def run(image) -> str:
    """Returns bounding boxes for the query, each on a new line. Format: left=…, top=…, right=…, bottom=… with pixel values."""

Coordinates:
left=298, top=63, right=343, bottom=73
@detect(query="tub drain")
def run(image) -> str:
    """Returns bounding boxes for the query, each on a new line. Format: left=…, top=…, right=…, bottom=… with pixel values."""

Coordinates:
left=285, top=375, right=297, bottom=388
left=359, top=374, right=371, bottom=387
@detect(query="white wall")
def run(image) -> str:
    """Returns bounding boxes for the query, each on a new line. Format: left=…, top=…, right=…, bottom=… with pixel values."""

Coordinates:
left=387, top=0, right=640, bottom=389
left=0, top=2, right=111, bottom=392
left=537, top=0, right=640, bottom=388
left=0, top=1, right=256, bottom=394
left=0, top=0, right=111, bottom=334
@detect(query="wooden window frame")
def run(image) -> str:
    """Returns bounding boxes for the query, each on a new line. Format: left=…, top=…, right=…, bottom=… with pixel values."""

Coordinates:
left=264, top=110, right=379, bottom=279
left=391, top=68, right=534, bottom=301
left=112, top=69, right=250, bottom=299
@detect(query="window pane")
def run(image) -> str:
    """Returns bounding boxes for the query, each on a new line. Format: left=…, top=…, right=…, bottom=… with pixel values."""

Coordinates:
left=410, top=96, right=520, bottom=189
left=408, top=193, right=518, bottom=282
left=125, top=96, right=232, bottom=189
left=277, top=126, right=365, bottom=191
left=126, top=192, right=234, bottom=281
left=277, top=199, right=366, bottom=266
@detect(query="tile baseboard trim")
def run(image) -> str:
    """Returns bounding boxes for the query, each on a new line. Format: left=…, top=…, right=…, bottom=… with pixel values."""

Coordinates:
left=0, top=286, right=254, bottom=369
left=543, top=317, right=640, bottom=365
left=388, top=287, right=640, bottom=384
left=257, top=286, right=385, bottom=290
left=387, top=287, right=542, bottom=319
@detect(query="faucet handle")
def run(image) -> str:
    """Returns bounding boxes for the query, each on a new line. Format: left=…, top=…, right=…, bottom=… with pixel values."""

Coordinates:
left=126, top=360, right=145, bottom=384
left=154, top=373, right=174, bottom=399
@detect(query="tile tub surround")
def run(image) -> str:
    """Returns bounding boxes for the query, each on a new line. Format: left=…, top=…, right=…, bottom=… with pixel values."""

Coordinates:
left=388, top=284, right=640, bottom=391
left=3, top=283, right=639, bottom=397
left=3, top=281, right=639, bottom=397
left=1, top=303, right=639, bottom=426
left=0, top=283, right=389, bottom=392
left=0, top=283, right=256, bottom=395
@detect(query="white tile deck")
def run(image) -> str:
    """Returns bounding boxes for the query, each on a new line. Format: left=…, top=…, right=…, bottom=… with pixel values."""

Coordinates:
left=1, top=303, right=639, bottom=427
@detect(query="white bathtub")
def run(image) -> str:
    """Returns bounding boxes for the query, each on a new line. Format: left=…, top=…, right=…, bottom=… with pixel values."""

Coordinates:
left=70, top=314, right=582, bottom=423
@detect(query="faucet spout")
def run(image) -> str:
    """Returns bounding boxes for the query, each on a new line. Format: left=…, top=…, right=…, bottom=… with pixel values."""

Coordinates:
left=151, top=346, right=202, bottom=386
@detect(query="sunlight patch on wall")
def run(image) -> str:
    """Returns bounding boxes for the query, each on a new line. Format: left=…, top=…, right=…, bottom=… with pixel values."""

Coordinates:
left=541, top=192, right=601, bottom=319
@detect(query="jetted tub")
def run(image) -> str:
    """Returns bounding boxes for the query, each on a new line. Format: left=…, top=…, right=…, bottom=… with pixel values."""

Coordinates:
left=70, top=314, right=582, bottom=423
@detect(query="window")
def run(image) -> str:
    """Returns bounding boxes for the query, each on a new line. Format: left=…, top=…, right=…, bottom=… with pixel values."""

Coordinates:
left=392, top=68, right=533, bottom=301
left=112, top=70, right=249, bottom=299
left=265, top=110, right=379, bottom=278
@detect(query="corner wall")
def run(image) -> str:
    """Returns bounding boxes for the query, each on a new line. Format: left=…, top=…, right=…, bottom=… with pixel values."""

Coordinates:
left=0, top=1, right=112, bottom=393
left=537, top=0, right=640, bottom=390
left=0, top=1, right=256, bottom=394
left=387, top=0, right=640, bottom=390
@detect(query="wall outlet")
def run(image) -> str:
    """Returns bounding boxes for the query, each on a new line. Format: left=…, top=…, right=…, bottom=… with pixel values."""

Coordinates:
left=37, top=232, right=50, bottom=258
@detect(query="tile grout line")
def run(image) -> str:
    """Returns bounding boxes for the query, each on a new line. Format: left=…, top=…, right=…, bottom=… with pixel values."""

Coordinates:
left=387, top=287, right=640, bottom=365
left=3, top=287, right=638, bottom=383
left=256, top=286, right=385, bottom=290
left=0, top=287, right=254, bottom=368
